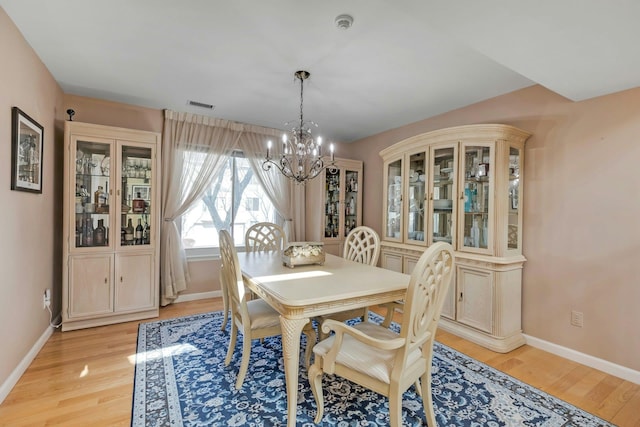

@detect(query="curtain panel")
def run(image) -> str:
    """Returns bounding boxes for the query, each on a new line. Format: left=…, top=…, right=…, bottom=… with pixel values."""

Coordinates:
left=160, top=110, right=303, bottom=305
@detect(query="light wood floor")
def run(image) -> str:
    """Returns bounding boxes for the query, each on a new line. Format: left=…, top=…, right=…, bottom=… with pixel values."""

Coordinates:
left=1, top=298, right=638, bottom=426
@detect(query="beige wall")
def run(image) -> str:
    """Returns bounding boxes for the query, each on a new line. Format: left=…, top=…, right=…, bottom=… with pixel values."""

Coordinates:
left=0, top=8, right=64, bottom=392
left=62, top=94, right=163, bottom=134
left=342, top=84, right=640, bottom=371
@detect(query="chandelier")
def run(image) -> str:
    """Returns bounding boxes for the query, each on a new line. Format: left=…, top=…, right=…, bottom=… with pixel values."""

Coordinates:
left=263, top=70, right=336, bottom=184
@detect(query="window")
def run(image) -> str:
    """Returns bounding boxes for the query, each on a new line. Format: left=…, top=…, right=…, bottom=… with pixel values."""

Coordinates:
left=245, top=197, right=260, bottom=212
left=181, top=152, right=277, bottom=255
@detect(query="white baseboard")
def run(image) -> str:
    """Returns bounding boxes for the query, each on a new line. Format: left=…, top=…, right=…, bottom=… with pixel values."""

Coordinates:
left=524, top=334, right=640, bottom=385
left=0, top=324, right=54, bottom=404
left=174, top=290, right=221, bottom=303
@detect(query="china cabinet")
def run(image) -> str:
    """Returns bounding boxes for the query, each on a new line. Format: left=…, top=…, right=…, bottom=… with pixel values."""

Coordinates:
left=62, top=122, right=161, bottom=331
left=379, top=124, right=530, bottom=352
left=305, top=158, right=363, bottom=256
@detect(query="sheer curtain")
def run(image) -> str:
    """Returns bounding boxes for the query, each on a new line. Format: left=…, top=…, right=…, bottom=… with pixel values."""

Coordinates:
left=161, top=110, right=241, bottom=305
left=160, top=110, right=303, bottom=305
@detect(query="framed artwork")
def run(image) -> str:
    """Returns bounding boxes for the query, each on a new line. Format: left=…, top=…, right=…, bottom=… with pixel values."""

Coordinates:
left=132, top=184, right=151, bottom=200
left=11, top=107, right=44, bottom=193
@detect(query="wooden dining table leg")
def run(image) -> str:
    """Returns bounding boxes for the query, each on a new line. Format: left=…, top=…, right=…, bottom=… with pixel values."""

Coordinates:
left=280, top=316, right=309, bottom=427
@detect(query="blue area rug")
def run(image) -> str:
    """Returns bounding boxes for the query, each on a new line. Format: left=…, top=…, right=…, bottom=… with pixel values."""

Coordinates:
left=131, top=311, right=613, bottom=426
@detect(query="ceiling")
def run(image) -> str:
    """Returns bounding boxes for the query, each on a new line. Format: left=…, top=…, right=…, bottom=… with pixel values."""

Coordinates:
left=2, top=1, right=640, bottom=143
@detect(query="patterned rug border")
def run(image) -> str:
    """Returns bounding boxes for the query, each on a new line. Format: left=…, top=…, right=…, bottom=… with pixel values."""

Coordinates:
left=132, top=311, right=615, bottom=427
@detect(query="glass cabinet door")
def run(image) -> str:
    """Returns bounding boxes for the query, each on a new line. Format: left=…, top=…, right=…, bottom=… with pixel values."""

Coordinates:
left=323, top=170, right=341, bottom=238
left=406, top=152, right=426, bottom=243
left=507, top=146, right=521, bottom=250
left=73, top=138, right=113, bottom=249
left=344, top=169, right=359, bottom=236
left=460, top=143, right=492, bottom=251
left=120, top=144, right=153, bottom=247
left=430, top=145, right=456, bottom=245
left=385, top=159, right=402, bottom=240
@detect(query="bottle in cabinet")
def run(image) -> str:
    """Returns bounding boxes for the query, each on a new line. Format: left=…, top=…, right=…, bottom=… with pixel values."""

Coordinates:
left=82, top=218, right=94, bottom=247
left=135, top=219, right=144, bottom=244
left=132, top=192, right=145, bottom=213
left=125, top=218, right=134, bottom=245
left=143, top=219, right=150, bottom=245
left=94, top=219, right=106, bottom=246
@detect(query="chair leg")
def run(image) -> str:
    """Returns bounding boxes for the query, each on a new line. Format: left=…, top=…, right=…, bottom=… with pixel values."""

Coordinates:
left=303, top=324, right=316, bottom=368
left=308, top=363, right=325, bottom=424
left=224, top=321, right=237, bottom=366
left=414, top=379, right=422, bottom=397
left=235, top=333, right=252, bottom=389
left=421, top=369, right=436, bottom=426
left=381, top=303, right=396, bottom=328
left=220, top=274, right=229, bottom=331
left=388, top=384, right=403, bottom=427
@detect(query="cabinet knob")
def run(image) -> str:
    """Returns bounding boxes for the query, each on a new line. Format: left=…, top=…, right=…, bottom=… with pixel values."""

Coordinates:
left=458, top=292, right=463, bottom=301
left=460, top=191, right=464, bottom=200
left=120, top=276, right=123, bottom=283
left=104, top=277, right=107, bottom=284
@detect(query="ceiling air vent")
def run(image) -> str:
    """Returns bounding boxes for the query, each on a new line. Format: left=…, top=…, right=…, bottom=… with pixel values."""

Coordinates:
left=187, top=100, right=215, bottom=110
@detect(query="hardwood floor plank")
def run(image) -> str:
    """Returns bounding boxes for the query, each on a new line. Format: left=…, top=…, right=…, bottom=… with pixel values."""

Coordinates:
left=0, top=298, right=637, bottom=426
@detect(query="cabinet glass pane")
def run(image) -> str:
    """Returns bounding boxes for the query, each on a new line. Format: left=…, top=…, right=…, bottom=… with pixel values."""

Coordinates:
left=407, top=153, right=426, bottom=241
left=386, top=159, right=402, bottom=239
left=323, top=170, right=341, bottom=238
left=344, top=170, right=359, bottom=236
left=121, top=145, right=153, bottom=246
left=462, top=146, right=490, bottom=249
left=432, top=147, right=454, bottom=244
left=508, top=147, right=521, bottom=250
left=74, top=140, right=111, bottom=248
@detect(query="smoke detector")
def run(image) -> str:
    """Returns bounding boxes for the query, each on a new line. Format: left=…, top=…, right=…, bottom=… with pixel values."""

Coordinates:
left=335, top=14, right=354, bottom=30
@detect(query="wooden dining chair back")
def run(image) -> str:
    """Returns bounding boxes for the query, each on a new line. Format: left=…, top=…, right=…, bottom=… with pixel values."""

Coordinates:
left=308, top=242, right=455, bottom=427
left=343, top=226, right=381, bottom=265
left=315, top=226, right=380, bottom=339
left=244, top=222, right=286, bottom=252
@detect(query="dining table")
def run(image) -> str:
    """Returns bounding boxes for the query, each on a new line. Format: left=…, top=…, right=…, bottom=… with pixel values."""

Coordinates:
left=237, top=251, right=411, bottom=427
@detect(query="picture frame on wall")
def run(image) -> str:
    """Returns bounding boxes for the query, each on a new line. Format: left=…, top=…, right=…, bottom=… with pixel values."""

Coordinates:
left=11, top=107, right=44, bottom=193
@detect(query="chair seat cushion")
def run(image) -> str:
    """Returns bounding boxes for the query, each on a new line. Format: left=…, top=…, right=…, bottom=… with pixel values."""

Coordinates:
left=246, top=299, right=281, bottom=330
left=313, top=322, right=423, bottom=383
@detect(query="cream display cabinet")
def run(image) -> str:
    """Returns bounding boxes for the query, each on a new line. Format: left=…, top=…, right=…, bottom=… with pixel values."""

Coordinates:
left=379, top=124, right=531, bottom=352
left=62, top=122, right=161, bottom=331
left=305, top=158, right=363, bottom=256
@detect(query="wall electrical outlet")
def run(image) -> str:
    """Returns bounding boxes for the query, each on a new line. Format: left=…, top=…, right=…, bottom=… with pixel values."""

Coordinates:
left=43, top=289, right=51, bottom=309
left=570, top=310, right=583, bottom=327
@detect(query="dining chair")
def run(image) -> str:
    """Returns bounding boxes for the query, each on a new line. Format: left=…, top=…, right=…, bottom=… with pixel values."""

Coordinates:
left=308, top=242, right=454, bottom=426
left=219, top=230, right=315, bottom=389
left=315, top=226, right=381, bottom=340
left=244, top=222, right=286, bottom=252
